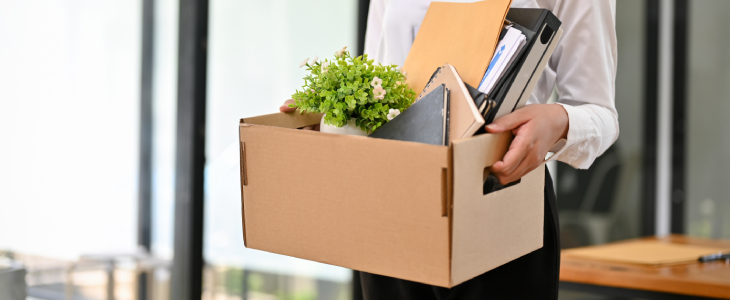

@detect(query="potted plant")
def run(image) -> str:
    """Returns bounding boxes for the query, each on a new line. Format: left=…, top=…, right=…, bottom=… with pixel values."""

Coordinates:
left=290, top=46, right=416, bottom=135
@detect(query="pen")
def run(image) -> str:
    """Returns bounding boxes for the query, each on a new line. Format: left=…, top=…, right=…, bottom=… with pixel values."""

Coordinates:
left=698, top=252, right=730, bottom=262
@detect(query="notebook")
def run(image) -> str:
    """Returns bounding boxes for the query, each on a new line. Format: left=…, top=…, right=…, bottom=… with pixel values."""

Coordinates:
left=419, top=64, right=484, bottom=142
left=369, top=84, right=450, bottom=146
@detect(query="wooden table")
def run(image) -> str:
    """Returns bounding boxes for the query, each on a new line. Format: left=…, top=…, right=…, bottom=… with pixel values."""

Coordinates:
left=560, top=234, right=730, bottom=300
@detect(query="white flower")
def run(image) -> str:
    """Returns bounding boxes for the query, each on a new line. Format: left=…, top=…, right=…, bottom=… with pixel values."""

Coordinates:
left=335, top=46, right=348, bottom=57
left=321, top=61, right=329, bottom=73
left=373, top=85, right=386, bottom=100
left=299, top=57, right=310, bottom=68
left=370, top=76, right=383, bottom=87
left=386, top=109, right=400, bottom=121
left=311, top=56, right=318, bottom=64
left=400, top=69, right=408, bottom=79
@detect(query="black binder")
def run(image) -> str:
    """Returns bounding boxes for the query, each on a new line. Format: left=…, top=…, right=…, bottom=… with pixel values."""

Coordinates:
left=473, top=8, right=563, bottom=126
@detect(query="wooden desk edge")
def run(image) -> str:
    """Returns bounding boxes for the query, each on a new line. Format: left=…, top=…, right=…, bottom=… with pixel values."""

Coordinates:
left=560, top=235, right=730, bottom=299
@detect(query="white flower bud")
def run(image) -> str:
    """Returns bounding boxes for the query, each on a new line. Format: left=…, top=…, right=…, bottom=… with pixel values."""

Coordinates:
left=386, top=108, right=400, bottom=121
left=371, top=76, right=383, bottom=87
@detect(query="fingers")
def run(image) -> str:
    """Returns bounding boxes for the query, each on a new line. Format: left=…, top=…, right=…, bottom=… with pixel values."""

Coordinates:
left=485, top=109, right=530, bottom=133
left=300, top=124, right=320, bottom=131
left=491, top=123, right=541, bottom=184
left=279, top=99, right=296, bottom=112
left=485, top=104, right=556, bottom=184
left=499, top=148, right=543, bottom=184
left=280, top=99, right=319, bottom=131
left=491, top=135, right=528, bottom=182
left=492, top=140, right=544, bottom=184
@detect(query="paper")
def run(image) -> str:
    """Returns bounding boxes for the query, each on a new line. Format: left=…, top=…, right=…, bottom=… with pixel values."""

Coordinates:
left=478, top=26, right=526, bottom=95
left=563, top=240, right=730, bottom=266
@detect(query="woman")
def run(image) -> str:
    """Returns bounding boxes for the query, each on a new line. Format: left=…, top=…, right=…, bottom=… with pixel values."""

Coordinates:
left=281, top=0, right=617, bottom=298
left=357, top=0, right=619, bottom=299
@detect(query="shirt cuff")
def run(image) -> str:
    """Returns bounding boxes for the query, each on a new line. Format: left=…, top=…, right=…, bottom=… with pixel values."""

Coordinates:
left=547, top=103, right=597, bottom=167
left=545, top=138, right=566, bottom=161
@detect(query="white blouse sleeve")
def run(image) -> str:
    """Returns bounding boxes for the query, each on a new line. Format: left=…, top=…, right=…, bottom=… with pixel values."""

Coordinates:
left=363, top=0, right=387, bottom=57
left=546, top=0, right=620, bottom=169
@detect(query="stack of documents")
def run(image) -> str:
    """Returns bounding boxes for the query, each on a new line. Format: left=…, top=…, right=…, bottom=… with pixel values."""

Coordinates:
left=478, top=26, right=527, bottom=95
left=403, top=3, right=563, bottom=126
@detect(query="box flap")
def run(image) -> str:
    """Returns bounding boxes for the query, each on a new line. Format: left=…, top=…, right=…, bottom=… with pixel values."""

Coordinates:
left=240, top=124, right=453, bottom=286
left=241, top=111, right=323, bottom=129
left=449, top=133, right=544, bottom=286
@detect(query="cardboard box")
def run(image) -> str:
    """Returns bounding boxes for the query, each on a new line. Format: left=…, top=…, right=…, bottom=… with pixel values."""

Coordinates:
left=238, top=111, right=544, bottom=287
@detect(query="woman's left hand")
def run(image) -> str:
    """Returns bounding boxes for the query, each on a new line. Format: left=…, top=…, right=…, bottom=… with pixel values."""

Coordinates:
left=485, top=104, right=569, bottom=185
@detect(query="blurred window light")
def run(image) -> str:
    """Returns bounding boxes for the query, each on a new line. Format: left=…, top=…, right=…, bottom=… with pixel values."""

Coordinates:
left=686, top=0, right=730, bottom=240
left=203, top=0, right=358, bottom=297
left=0, top=0, right=142, bottom=259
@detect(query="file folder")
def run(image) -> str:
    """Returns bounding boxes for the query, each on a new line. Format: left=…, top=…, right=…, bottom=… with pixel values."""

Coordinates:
left=402, top=0, right=513, bottom=93
left=487, top=8, right=563, bottom=122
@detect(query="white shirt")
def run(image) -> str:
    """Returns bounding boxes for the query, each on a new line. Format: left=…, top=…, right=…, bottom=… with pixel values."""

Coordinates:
left=364, top=0, right=619, bottom=169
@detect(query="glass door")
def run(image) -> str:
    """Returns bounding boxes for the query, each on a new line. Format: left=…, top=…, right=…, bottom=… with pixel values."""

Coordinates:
left=203, top=1, right=359, bottom=298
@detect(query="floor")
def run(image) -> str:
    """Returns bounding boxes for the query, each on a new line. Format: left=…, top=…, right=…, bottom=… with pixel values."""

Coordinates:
left=24, top=289, right=639, bottom=300
left=559, top=289, right=642, bottom=300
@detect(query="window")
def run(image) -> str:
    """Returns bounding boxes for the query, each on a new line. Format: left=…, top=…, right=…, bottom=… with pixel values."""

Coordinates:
left=203, top=1, right=359, bottom=298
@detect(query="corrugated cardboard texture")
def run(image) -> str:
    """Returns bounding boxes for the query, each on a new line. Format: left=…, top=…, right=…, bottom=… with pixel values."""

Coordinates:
left=240, top=120, right=452, bottom=286
left=450, top=133, right=544, bottom=286
left=242, top=111, right=323, bottom=129
left=563, top=240, right=730, bottom=266
left=403, top=0, right=513, bottom=92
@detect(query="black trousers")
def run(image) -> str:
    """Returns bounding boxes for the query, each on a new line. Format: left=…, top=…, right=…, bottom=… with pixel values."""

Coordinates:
left=357, top=168, right=560, bottom=300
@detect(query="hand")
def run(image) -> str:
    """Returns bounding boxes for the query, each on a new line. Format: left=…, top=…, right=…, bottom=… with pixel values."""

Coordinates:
left=279, top=99, right=320, bottom=131
left=485, top=104, right=568, bottom=185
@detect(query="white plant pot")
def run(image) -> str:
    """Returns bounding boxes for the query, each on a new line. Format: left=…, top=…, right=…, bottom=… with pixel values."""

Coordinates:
left=319, top=115, right=368, bottom=136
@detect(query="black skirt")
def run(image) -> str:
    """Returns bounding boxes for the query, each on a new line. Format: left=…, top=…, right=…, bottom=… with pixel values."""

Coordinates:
left=356, top=168, right=560, bottom=300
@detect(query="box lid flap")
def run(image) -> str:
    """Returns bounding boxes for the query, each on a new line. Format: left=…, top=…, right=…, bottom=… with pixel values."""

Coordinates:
left=241, top=111, right=323, bottom=129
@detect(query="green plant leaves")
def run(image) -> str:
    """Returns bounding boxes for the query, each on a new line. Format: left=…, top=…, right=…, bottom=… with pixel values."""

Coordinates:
left=291, top=50, right=416, bottom=132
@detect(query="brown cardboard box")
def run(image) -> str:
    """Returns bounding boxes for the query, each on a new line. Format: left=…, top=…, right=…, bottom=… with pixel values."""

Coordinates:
left=238, top=111, right=545, bottom=288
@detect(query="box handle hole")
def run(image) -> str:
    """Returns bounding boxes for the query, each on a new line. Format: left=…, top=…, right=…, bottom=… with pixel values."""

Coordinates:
left=483, top=167, right=520, bottom=195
